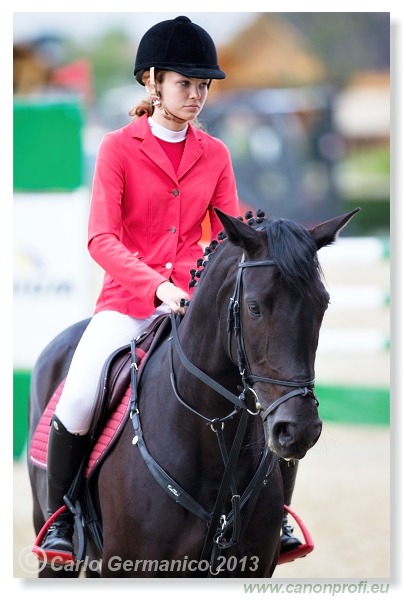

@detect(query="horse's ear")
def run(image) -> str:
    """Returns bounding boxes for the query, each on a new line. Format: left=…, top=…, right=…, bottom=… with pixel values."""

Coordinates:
left=309, top=208, right=361, bottom=250
left=214, top=208, right=261, bottom=252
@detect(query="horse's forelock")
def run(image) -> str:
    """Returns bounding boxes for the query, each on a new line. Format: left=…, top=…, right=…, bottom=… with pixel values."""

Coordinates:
left=264, top=218, right=322, bottom=298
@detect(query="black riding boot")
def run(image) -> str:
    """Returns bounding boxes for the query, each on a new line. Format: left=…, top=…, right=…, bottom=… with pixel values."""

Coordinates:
left=279, top=458, right=301, bottom=554
left=40, top=414, right=89, bottom=562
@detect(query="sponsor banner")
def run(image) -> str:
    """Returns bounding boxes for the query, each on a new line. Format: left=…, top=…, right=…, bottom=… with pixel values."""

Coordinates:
left=14, top=188, right=97, bottom=368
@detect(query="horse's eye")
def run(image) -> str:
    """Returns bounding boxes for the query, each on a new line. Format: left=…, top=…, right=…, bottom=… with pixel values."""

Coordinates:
left=247, top=302, right=261, bottom=316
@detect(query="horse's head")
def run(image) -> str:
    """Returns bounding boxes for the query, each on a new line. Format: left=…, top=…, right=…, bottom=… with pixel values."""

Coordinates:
left=216, top=207, right=360, bottom=460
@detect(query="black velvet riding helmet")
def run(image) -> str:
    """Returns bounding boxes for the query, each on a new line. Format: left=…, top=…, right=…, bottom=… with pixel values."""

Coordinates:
left=134, top=15, right=226, bottom=84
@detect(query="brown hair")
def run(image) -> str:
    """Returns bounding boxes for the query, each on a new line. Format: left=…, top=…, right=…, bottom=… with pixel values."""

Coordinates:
left=128, top=69, right=164, bottom=119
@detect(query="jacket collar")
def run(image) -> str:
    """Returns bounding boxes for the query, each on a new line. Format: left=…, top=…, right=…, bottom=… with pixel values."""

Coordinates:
left=130, top=114, right=204, bottom=183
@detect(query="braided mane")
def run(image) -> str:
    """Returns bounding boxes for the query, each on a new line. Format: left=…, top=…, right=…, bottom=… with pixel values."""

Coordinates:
left=189, top=210, right=324, bottom=300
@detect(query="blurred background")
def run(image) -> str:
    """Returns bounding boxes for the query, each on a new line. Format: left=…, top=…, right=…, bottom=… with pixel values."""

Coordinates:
left=13, top=12, right=390, bottom=580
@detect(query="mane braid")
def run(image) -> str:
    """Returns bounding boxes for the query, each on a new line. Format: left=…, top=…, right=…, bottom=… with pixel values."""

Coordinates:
left=188, top=214, right=323, bottom=300
left=265, top=218, right=322, bottom=298
left=188, top=233, right=228, bottom=290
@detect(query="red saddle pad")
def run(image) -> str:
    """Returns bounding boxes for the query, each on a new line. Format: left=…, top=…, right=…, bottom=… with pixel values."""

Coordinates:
left=29, top=380, right=131, bottom=478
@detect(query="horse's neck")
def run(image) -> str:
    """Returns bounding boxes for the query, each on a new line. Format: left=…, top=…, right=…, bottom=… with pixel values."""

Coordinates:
left=168, top=264, right=249, bottom=440
left=179, top=255, right=238, bottom=386
left=189, top=245, right=237, bottom=336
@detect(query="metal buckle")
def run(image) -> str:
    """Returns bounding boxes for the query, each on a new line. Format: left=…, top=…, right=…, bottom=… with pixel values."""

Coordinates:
left=210, top=419, right=225, bottom=432
left=214, top=514, right=227, bottom=545
left=246, top=387, right=262, bottom=416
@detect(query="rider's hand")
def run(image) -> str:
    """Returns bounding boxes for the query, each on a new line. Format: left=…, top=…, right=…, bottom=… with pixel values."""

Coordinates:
left=156, top=281, right=189, bottom=315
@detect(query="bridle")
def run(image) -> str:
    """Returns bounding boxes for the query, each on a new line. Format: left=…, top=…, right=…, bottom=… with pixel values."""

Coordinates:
left=227, top=255, right=319, bottom=422
left=168, top=254, right=318, bottom=427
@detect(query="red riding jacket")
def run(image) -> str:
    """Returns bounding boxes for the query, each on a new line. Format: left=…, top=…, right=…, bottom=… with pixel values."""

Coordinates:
left=88, top=114, right=239, bottom=318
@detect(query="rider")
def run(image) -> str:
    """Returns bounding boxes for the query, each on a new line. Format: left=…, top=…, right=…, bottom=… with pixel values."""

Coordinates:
left=35, top=15, right=300, bottom=564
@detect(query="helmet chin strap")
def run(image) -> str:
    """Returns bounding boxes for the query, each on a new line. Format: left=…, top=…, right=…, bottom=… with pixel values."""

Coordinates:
left=149, top=67, right=187, bottom=125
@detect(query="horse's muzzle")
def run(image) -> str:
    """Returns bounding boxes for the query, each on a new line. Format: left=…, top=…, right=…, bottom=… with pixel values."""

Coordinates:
left=266, top=418, right=322, bottom=460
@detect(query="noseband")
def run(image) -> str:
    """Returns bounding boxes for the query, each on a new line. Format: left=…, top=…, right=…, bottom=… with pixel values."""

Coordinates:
left=227, top=256, right=318, bottom=421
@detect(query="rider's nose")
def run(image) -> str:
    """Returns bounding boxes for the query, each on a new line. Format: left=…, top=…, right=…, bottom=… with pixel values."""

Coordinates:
left=190, top=86, right=201, bottom=98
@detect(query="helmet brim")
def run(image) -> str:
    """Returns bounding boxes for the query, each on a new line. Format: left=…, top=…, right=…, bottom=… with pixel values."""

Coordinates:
left=135, top=64, right=226, bottom=85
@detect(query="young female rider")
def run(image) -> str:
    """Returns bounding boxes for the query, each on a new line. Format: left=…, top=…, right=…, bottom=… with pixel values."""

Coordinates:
left=36, top=15, right=300, bottom=563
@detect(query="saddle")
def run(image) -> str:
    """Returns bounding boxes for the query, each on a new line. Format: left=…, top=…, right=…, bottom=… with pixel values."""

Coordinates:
left=86, top=312, right=171, bottom=476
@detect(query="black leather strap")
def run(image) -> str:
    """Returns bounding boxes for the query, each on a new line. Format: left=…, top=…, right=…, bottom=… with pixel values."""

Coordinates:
left=170, top=313, right=248, bottom=411
left=131, top=408, right=211, bottom=522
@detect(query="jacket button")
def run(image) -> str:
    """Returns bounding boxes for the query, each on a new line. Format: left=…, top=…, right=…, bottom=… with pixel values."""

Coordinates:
left=172, top=189, right=179, bottom=196
left=169, top=227, right=177, bottom=233
left=165, top=262, right=173, bottom=269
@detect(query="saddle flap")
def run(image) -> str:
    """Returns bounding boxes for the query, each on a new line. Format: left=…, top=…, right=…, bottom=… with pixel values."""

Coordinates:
left=93, top=313, right=170, bottom=418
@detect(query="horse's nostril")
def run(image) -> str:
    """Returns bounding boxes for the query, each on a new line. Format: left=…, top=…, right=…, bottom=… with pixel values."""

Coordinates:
left=273, top=422, right=295, bottom=448
left=269, top=418, right=322, bottom=455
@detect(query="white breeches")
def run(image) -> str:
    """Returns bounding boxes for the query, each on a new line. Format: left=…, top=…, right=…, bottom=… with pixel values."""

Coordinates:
left=55, top=307, right=169, bottom=435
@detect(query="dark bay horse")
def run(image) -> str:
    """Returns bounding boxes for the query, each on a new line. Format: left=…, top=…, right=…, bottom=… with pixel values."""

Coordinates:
left=28, top=208, right=359, bottom=578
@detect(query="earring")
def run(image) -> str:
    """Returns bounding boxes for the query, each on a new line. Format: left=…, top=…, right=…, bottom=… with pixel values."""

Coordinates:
left=152, top=95, right=161, bottom=107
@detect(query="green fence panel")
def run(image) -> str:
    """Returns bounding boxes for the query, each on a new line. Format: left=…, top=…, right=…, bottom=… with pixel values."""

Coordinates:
left=316, top=384, right=389, bottom=425
left=13, top=100, right=83, bottom=191
left=13, top=370, right=31, bottom=459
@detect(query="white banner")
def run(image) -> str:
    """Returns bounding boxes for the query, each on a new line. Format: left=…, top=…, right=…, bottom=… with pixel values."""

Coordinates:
left=13, top=188, right=98, bottom=368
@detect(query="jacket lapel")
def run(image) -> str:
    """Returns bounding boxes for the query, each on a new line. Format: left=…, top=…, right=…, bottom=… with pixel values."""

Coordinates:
left=139, top=130, right=178, bottom=184
left=177, top=124, right=204, bottom=180
left=131, top=116, right=205, bottom=183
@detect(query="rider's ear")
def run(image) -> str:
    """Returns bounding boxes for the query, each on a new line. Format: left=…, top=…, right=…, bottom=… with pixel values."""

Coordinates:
left=214, top=208, right=262, bottom=253
left=309, top=208, right=360, bottom=250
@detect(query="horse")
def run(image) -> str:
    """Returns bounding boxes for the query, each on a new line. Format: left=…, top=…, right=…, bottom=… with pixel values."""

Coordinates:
left=28, top=207, right=359, bottom=578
